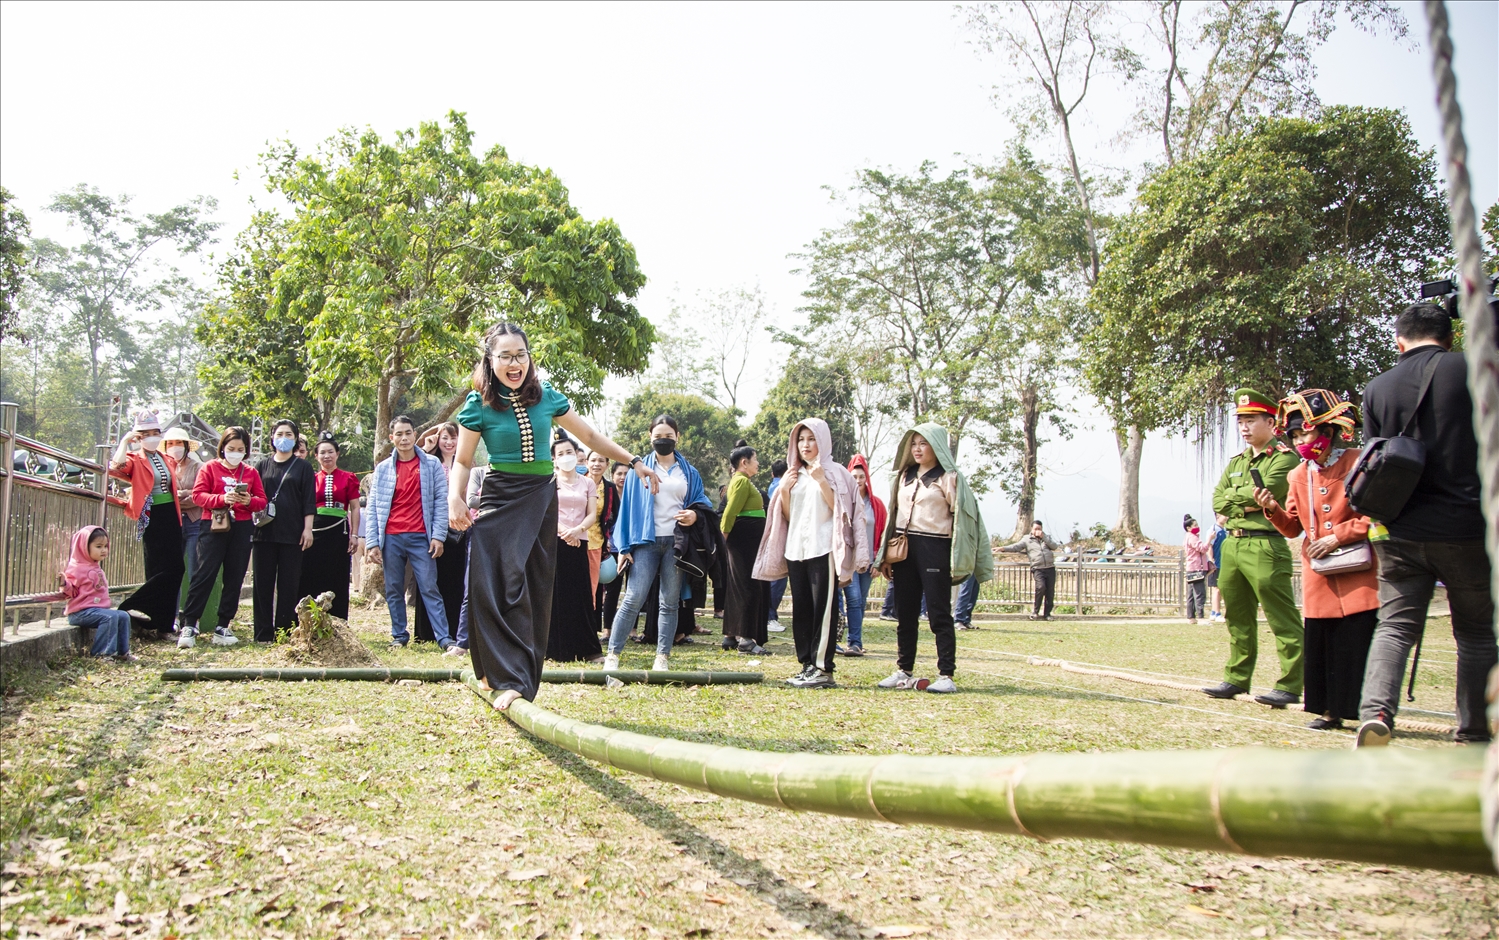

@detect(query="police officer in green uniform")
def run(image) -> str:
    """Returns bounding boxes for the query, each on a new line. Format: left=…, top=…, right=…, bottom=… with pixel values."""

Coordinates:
left=1203, top=388, right=1304, bottom=707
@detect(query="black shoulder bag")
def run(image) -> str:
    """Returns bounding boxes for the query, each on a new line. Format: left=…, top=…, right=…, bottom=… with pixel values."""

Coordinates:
left=1345, top=353, right=1442, bottom=522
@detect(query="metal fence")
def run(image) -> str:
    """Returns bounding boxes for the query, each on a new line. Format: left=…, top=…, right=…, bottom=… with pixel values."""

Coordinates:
left=976, top=552, right=1304, bottom=614
left=0, top=403, right=144, bottom=632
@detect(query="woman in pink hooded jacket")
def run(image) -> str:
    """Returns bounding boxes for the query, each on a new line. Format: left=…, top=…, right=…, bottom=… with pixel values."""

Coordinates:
left=61, top=526, right=138, bottom=660
left=754, top=418, right=869, bottom=689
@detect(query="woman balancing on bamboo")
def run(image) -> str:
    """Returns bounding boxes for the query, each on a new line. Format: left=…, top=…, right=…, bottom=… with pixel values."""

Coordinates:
left=446, top=323, right=655, bottom=712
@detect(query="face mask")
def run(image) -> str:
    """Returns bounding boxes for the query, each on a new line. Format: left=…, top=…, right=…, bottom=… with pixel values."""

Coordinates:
left=223, top=451, right=245, bottom=467
left=273, top=437, right=296, bottom=454
left=554, top=454, right=578, bottom=473
left=141, top=435, right=162, bottom=451
left=1296, top=434, right=1332, bottom=463
left=1191, top=526, right=1200, bottom=535
left=652, top=438, right=676, bottom=456
left=167, top=445, right=186, bottom=462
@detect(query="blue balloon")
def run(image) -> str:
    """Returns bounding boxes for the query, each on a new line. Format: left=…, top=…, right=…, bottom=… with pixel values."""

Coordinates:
left=598, top=555, right=619, bottom=585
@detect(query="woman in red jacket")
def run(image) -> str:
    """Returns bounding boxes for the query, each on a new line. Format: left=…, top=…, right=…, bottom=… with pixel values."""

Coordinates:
left=839, top=454, right=886, bottom=656
left=178, top=426, right=267, bottom=648
left=1255, top=389, right=1378, bottom=730
left=108, top=411, right=184, bottom=636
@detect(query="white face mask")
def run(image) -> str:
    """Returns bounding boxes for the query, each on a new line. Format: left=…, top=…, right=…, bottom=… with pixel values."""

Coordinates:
left=141, top=435, right=162, bottom=451
left=223, top=451, right=245, bottom=467
left=167, top=445, right=186, bottom=462
left=554, top=454, right=578, bottom=473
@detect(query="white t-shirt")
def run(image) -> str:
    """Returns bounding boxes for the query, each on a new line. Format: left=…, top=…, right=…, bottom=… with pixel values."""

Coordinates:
left=785, top=473, right=834, bottom=561
left=653, top=461, right=689, bottom=537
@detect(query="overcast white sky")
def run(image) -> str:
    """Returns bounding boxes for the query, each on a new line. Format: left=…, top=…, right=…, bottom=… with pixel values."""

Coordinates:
left=2, top=0, right=1494, bottom=542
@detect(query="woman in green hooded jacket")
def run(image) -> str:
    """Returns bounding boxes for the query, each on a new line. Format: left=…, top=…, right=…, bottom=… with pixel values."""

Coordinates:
left=875, top=423, right=992, bottom=692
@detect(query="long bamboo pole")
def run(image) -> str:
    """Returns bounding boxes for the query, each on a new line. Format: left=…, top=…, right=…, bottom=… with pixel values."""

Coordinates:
left=160, top=667, right=763, bottom=685
left=463, top=672, right=1493, bottom=875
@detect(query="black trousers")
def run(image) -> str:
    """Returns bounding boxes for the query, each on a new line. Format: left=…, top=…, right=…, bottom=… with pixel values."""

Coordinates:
left=894, top=534, right=956, bottom=677
left=117, top=504, right=184, bottom=633
left=253, top=540, right=304, bottom=642
left=787, top=553, right=838, bottom=673
left=181, top=520, right=253, bottom=629
left=1304, top=609, right=1377, bottom=720
left=1032, top=566, right=1056, bottom=616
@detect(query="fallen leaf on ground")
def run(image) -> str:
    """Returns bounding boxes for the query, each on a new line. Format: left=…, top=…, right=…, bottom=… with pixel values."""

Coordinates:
left=704, top=895, right=728, bottom=905
left=506, top=869, right=549, bottom=881
left=1186, top=905, right=1222, bottom=918
left=113, top=890, right=128, bottom=917
left=865, top=927, right=929, bottom=939
left=177, top=893, right=203, bottom=911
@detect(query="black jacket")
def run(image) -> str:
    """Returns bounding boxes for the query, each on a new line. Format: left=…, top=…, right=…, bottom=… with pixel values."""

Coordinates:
left=674, top=503, right=726, bottom=582
left=1362, top=345, right=1482, bottom=541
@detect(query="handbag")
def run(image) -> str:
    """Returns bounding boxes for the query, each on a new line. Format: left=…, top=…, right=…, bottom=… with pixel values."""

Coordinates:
left=1306, top=458, right=1372, bottom=576
left=210, top=508, right=231, bottom=532
left=1346, top=354, right=1440, bottom=520
left=1185, top=569, right=1207, bottom=583
left=253, top=463, right=287, bottom=528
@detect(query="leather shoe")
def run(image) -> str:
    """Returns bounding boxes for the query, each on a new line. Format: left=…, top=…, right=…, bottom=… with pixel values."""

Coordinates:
left=1253, top=689, right=1300, bottom=709
left=1201, top=681, right=1246, bottom=699
left=1306, top=716, right=1344, bottom=730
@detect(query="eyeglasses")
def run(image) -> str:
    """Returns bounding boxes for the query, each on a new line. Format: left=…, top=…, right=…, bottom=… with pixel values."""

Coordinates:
left=493, top=351, right=530, bottom=366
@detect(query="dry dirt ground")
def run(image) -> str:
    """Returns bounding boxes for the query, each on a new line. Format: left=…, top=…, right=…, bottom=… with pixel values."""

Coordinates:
left=1, top=598, right=1495, bottom=939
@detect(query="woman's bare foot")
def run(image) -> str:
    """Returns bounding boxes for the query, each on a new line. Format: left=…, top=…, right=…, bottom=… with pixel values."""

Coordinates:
left=492, top=689, right=522, bottom=711
left=477, top=679, right=493, bottom=692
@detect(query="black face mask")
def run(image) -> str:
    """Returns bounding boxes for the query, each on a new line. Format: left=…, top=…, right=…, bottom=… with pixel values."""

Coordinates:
left=652, top=438, right=676, bottom=456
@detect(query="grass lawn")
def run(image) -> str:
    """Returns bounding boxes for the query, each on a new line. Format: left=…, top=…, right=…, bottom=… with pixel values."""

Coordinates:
left=1, top=600, right=1494, bottom=939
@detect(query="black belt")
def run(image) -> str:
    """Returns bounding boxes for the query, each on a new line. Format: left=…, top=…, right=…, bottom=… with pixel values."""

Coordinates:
left=1228, top=529, right=1275, bottom=538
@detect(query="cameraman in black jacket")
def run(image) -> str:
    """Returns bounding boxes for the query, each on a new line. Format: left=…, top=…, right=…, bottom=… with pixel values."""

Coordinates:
left=1355, top=302, right=1495, bottom=747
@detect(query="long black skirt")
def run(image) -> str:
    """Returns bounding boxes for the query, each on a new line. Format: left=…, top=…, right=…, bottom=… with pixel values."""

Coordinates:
left=547, top=540, right=601, bottom=663
left=118, top=505, right=184, bottom=633
left=722, top=516, right=769, bottom=646
left=468, top=471, right=558, bottom=700
left=298, top=519, right=351, bottom=619
left=415, top=530, right=467, bottom=643
left=1304, top=608, right=1377, bottom=720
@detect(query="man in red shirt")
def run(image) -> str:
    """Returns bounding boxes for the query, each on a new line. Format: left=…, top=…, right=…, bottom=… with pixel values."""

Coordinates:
left=366, top=416, right=451, bottom=648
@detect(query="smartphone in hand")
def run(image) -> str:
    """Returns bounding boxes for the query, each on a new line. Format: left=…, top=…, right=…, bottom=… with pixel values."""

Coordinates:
left=1249, top=468, right=1265, bottom=489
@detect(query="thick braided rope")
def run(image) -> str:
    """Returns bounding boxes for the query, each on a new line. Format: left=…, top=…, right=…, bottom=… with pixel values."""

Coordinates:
left=1423, top=0, right=1499, bottom=867
left=1024, top=656, right=1458, bottom=734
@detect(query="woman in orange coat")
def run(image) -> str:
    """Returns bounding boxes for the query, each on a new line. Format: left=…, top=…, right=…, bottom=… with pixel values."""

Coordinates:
left=1255, top=389, right=1378, bottom=730
left=107, top=411, right=184, bottom=636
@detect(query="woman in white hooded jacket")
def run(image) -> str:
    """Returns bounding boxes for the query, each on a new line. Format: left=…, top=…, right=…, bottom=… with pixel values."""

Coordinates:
left=753, top=418, right=869, bottom=689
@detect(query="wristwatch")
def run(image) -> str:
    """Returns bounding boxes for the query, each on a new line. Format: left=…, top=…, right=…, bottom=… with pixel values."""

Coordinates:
left=630, top=455, right=643, bottom=467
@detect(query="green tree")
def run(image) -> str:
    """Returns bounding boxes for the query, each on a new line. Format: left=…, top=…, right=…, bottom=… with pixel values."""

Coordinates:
left=212, top=111, right=653, bottom=464
left=615, top=389, right=743, bottom=493
left=27, top=185, right=218, bottom=444
left=1085, top=106, right=1448, bottom=434
left=748, top=356, right=859, bottom=477
left=965, top=0, right=1407, bottom=540
left=0, top=187, right=30, bottom=342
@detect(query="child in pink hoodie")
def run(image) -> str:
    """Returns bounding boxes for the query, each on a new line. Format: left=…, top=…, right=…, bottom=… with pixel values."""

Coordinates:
left=61, top=526, right=136, bottom=660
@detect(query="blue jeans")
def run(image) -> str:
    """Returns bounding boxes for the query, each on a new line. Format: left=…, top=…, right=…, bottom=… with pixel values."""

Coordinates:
left=183, top=517, right=203, bottom=581
left=954, top=574, right=979, bottom=625
left=71, top=607, right=131, bottom=657
left=835, top=569, right=872, bottom=648
left=382, top=532, right=450, bottom=648
left=608, top=536, right=681, bottom=657
left=769, top=576, right=787, bottom=622
left=454, top=538, right=471, bottom=649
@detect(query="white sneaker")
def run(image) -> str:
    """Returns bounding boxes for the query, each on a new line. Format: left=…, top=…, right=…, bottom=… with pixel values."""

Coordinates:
left=177, top=626, right=197, bottom=649
left=211, top=626, right=239, bottom=647
left=603, top=654, right=619, bottom=671
left=877, top=669, right=912, bottom=689
left=126, top=610, right=151, bottom=622
left=767, top=620, right=785, bottom=633
left=927, top=676, right=957, bottom=694
left=442, top=644, right=466, bottom=657
left=652, top=654, right=670, bottom=672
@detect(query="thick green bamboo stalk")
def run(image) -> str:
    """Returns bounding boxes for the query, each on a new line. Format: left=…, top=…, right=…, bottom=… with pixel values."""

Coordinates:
left=463, top=672, right=1494, bottom=874
left=160, top=667, right=763, bottom=685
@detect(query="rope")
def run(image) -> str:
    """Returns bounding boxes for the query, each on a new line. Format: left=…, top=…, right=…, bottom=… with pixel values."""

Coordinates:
left=1023, top=656, right=1457, bottom=734
left=1422, top=0, right=1499, bottom=869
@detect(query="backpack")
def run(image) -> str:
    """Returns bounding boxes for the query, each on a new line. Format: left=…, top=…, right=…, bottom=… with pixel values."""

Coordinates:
left=1345, top=354, right=1442, bottom=522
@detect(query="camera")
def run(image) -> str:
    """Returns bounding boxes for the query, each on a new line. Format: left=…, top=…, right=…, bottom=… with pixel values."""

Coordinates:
left=1421, top=274, right=1499, bottom=318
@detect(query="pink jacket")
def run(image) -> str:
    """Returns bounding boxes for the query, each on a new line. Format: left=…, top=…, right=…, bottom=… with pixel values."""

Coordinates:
left=753, top=418, right=870, bottom=586
left=1183, top=531, right=1215, bottom=572
left=61, top=527, right=111, bottom=615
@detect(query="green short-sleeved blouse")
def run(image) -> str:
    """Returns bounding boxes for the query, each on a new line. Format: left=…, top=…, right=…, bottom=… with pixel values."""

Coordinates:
left=457, top=383, right=572, bottom=474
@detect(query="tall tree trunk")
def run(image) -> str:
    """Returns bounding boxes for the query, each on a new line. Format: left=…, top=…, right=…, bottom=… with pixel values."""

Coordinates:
left=1113, top=424, right=1145, bottom=542
left=1011, top=383, right=1040, bottom=540
left=374, top=373, right=394, bottom=466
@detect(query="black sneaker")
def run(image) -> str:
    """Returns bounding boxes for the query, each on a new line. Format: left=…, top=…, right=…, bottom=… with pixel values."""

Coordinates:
left=1253, top=689, right=1299, bottom=709
left=721, top=636, right=737, bottom=651
left=1201, top=681, right=1247, bottom=699
left=1306, top=716, right=1344, bottom=730
left=785, top=664, right=814, bottom=687
left=799, top=668, right=837, bottom=689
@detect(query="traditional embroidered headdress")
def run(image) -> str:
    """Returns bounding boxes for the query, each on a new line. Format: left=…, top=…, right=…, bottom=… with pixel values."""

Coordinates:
left=1275, top=388, right=1359, bottom=441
